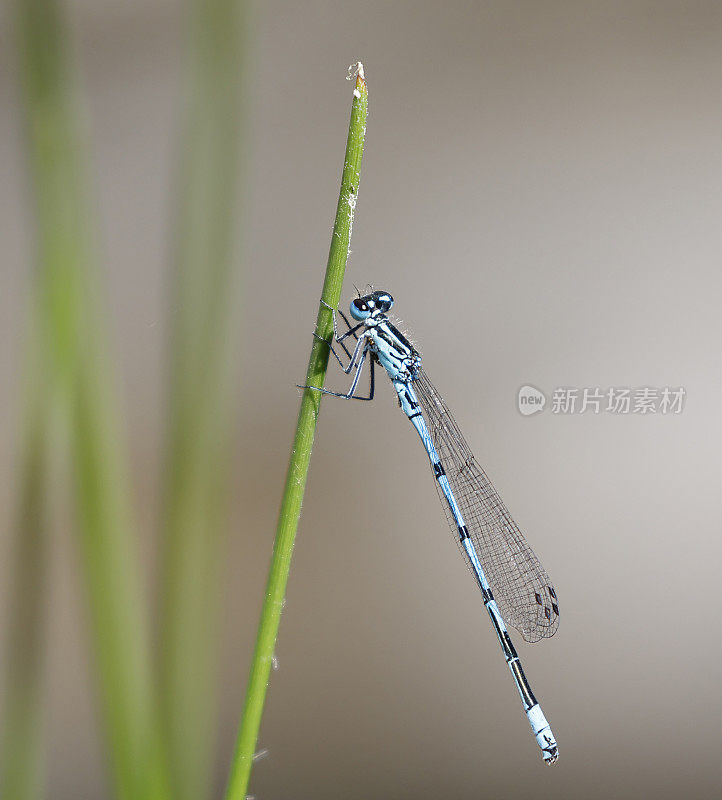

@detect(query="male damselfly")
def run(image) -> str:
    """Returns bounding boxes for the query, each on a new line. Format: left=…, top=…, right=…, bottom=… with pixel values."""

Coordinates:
left=303, top=290, right=559, bottom=764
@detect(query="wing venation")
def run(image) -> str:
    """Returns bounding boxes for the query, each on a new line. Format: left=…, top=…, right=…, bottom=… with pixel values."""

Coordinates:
left=413, top=369, right=559, bottom=642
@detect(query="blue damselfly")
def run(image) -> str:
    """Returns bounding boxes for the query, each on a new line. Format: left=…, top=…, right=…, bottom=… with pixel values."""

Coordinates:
left=303, top=290, right=559, bottom=764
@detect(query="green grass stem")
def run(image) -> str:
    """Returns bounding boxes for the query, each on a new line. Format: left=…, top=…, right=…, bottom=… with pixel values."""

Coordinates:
left=13, top=2, right=170, bottom=798
left=157, top=1, right=245, bottom=798
left=223, top=63, right=368, bottom=800
left=0, top=370, right=53, bottom=800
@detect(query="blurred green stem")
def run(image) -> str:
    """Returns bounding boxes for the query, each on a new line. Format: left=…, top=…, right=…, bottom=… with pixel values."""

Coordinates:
left=0, top=369, right=53, bottom=800
left=157, top=1, right=245, bottom=799
left=14, top=1, right=170, bottom=798
left=223, top=64, right=368, bottom=800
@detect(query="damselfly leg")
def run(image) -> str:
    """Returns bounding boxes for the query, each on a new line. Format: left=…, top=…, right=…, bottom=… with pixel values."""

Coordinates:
left=312, top=332, right=350, bottom=371
left=299, top=346, right=375, bottom=401
left=315, top=299, right=363, bottom=367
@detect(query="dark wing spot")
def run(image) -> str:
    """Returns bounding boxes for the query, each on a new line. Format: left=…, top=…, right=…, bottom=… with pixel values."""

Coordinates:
left=552, top=603, right=559, bottom=616
left=548, top=586, right=557, bottom=599
left=544, top=607, right=551, bottom=620
left=535, top=593, right=542, bottom=605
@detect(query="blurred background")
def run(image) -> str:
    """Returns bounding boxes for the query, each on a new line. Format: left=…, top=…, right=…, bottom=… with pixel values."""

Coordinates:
left=2, top=1, right=722, bottom=799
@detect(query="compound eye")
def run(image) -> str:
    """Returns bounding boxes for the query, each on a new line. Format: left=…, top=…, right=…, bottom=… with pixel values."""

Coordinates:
left=375, top=293, right=393, bottom=311
left=349, top=299, right=370, bottom=320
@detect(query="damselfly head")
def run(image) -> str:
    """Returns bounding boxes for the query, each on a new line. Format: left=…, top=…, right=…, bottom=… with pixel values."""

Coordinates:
left=349, top=290, right=394, bottom=321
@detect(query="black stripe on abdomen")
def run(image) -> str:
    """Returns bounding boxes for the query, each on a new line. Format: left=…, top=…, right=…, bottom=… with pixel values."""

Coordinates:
left=510, top=660, right=537, bottom=709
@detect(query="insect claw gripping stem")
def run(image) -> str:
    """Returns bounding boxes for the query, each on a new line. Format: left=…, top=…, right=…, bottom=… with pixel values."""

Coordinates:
left=312, top=332, right=347, bottom=370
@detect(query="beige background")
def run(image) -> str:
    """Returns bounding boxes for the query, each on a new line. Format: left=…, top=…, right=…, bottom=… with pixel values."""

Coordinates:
left=2, top=1, right=722, bottom=798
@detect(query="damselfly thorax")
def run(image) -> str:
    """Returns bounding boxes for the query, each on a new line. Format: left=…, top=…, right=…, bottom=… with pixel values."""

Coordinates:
left=364, top=318, right=421, bottom=383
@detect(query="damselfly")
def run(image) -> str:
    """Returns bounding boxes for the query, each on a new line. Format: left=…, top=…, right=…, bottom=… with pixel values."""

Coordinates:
left=303, top=290, right=559, bottom=765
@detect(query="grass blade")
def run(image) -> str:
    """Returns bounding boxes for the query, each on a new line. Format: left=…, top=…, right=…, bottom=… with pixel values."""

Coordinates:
left=72, top=357, right=170, bottom=800
left=223, top=62, right=368, bottom=800
left=157, top=1, right=245, bottom=798
left=13, top=1, right=170, bottom=798
left=0, top=374, right=53, bottom=800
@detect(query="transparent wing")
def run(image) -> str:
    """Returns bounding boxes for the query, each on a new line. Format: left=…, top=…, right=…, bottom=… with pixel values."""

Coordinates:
left=413, top=369, right=559, bottom=642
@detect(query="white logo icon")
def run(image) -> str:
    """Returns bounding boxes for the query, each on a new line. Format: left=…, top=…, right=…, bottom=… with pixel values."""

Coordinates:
left=518, top=385, right=546, bottom=416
